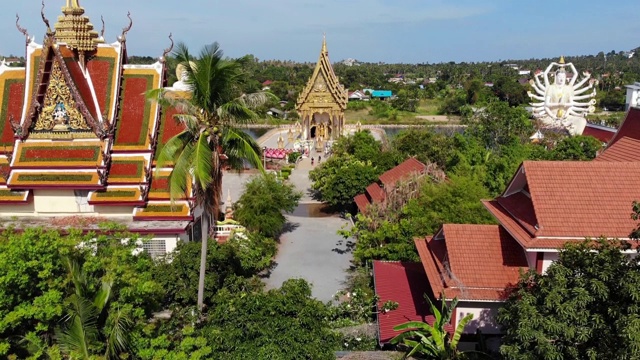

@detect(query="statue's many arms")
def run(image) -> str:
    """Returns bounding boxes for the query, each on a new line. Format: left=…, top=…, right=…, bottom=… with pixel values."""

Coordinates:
left=528, top=57, right=597, bottom=122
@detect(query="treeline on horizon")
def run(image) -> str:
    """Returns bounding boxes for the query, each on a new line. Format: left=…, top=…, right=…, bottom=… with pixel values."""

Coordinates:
left=123, top=47, right=640, bottom=90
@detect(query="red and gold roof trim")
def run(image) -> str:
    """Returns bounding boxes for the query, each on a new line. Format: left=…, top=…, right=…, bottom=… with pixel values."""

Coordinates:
left=133, top=201, right=192, bottom=221
left=89, top=187, right=143, bottom=205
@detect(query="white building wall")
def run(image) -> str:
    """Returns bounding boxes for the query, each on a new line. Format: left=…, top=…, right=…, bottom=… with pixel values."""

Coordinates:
left=541, top=252, right=559, bottom=274
left=456, top=302, right=502, bottom=335
left=0, top=202, right=35, bottom=215
left=626, top=85, right=640, bottom=110
left=33, top=190, right=80, bottom=213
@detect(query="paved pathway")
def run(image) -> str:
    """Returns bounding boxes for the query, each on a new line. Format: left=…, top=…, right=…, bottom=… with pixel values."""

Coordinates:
left=253, top=129, right=354, bottom=302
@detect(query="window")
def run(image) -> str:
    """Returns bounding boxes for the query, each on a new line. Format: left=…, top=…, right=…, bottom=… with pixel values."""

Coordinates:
left=143, top=239, right=167, bottom=258
left=192, top=217, right=202, bottom=242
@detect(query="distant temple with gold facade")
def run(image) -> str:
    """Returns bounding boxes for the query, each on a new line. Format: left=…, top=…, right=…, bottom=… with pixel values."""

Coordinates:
left=296, top=36, right=347, bottom=142
left=0, top=1, right=204, bottom=256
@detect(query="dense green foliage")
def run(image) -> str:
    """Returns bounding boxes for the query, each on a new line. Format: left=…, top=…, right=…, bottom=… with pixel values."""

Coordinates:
left=498, top=240, right=640, bottom=359
left=154, top=237, right=273, bottom=309
left=135, top=279, right=339, bottom=360
left=330, top=98, right=602, bottom=265
left=310, top=131, right=400, bottom=209
left=234, top=173, right=302, bottom=238
left=0, top=228, right=163, bottom=359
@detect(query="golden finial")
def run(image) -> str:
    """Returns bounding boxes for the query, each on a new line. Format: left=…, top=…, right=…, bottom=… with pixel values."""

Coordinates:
left=15, top=14, right=30, bottom=43
left=66, top=0, right=81, bottom=8
left=322, top=33, right=327, bottom=53
left=559, top=56, right=565, bottom=64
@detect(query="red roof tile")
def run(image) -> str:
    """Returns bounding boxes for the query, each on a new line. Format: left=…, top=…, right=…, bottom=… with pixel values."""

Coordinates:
left=583, top=123, right=616, bottom=143
left=0, top=76, right=25, bottom=152
left=523, top=161, right=640, bottom=238
left=608, top=107, right=640, bottom=146
left=113, top=72, right=154, bottom=150
left=354, top=193, right=370, bottom=213
left=86, top=57, right=116, bottom=118
left=415, top=225, right=528, bottom=302
left=496, top=191, right=537, bottom=236
left=378, top=157, right=426, bottom=188
left=373, top=261, right=449, bottom=344
left=60, top=46, right=99, bottom=122
left=366, top=183, right=385, bottom=203
left=595, top=136, right=640, bottom=162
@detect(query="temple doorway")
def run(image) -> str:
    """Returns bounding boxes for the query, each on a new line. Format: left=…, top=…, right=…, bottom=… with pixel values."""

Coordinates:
left=310, top=126, right=317, bottom=138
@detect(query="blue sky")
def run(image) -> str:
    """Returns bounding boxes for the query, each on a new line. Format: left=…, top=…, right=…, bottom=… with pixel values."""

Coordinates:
left=2, top=1, right=639, bottom=63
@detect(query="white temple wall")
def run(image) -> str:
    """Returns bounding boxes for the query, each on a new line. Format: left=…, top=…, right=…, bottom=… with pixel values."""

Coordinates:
left=0, top=202, right=36, bottom=215
left=33, top=190, right=82, bottom=213
left=93, top=205, right=137, bottom=217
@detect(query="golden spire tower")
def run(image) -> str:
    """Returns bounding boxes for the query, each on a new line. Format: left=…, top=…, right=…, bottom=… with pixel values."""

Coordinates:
left=54, top=0, right=103, bottom=53
left=296, top=35, right=347, bottom=142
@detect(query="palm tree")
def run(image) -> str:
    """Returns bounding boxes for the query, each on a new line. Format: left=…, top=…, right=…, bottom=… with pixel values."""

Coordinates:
left=391, top=294, right=488, bottom=359
left=150, top=42, right=270, bottom=311
left=56, top=258, right=132, bottom=359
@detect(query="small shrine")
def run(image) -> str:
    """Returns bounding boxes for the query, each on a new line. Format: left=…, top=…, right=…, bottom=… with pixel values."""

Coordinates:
left=528, top=56, right=598, bottom=136
left=296, top=35, right=347, bottom=142
left=0, top=1, right=200, bottom=257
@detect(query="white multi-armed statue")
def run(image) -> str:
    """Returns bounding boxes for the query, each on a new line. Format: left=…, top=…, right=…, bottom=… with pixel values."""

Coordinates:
left=528, top=57, right=598, bottom=135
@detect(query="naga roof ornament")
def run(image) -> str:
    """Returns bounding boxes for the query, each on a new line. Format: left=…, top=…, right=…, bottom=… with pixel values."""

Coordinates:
left=15, top=14, right=31, bottom=45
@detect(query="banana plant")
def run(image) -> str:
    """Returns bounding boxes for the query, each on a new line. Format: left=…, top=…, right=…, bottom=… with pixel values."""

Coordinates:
left=391, top=294, right=485, bottom=359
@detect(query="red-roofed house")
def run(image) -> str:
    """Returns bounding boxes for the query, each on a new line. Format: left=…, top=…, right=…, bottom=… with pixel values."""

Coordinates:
left=354, top=157, right=428, bottom=213
left=373, top=107, right=640, bottom=342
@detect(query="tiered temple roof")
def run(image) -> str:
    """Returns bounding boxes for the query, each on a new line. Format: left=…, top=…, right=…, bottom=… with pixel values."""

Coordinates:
left=0, top=1, right=191, bottom=230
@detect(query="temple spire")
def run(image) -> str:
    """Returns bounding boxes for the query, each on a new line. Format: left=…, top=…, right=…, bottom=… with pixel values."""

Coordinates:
left=54, top=0, right=103, bottom=53
left=322, top=33, right=327, bottom=53
left=66, top=0, right=81, bottom=8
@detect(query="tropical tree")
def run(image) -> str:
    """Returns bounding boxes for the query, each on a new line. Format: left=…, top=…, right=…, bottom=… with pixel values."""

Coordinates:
left=391, top=295, right=483, bottom=359
left=498, top=239, right=640, bottom=359
left=233, top=173, right=302, bottom=238
left=56, top=258, right=132, bottom=360
left=151, top=42, right=271, bottom=311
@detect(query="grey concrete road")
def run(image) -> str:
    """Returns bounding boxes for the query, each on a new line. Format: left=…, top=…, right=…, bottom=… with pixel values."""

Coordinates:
left=264, top=207, right=353, bottom=302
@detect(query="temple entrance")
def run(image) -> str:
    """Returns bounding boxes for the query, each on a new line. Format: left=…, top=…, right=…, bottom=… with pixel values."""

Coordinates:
left=310, top=126, right=317, bottom=139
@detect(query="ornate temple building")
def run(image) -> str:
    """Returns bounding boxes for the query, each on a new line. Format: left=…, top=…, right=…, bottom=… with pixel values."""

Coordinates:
left=0, top=1, right=202, bottom=256
left=296, top=36, right=347, bottom=142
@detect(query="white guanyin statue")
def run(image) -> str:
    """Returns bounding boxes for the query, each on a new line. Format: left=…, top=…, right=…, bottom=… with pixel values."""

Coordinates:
left=528, top=56, right=597, bottom=136
left=172, top=61, right=197, bottom=91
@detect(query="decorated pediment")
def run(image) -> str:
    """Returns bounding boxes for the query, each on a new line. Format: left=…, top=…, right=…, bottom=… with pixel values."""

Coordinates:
left=31, top=60, right=92, bottom=137
left=296, top=37, right=347, bottom=113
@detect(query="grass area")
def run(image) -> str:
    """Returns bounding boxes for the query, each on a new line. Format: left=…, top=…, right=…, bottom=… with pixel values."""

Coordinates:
left=415, top=98, right=441, bottom=116
left=345, top=99, right=460, bottom=125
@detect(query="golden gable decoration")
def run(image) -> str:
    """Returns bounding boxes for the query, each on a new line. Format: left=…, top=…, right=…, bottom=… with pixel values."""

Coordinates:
left=33, top=60, right=90, bottom=133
